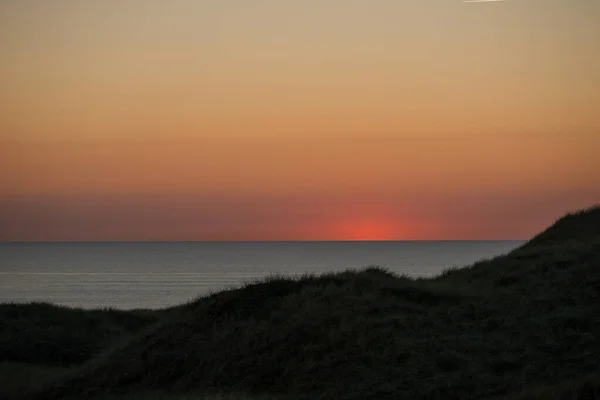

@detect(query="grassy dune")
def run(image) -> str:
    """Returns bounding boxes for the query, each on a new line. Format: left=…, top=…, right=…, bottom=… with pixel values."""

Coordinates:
left=1, top=206, right=599, bottom=400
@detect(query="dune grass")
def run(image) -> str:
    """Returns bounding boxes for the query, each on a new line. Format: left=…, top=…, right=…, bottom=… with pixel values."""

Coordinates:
left=1, top=205, right=599, bottom=399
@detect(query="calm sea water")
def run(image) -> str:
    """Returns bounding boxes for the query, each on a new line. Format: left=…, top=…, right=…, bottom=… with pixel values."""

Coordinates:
left=0, top=241, right=522, bottom=309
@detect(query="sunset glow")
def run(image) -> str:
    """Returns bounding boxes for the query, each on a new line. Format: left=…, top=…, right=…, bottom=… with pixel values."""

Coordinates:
left=1, top=0, right=599, bottom=241
left=334, top=220, right=399, bottom=242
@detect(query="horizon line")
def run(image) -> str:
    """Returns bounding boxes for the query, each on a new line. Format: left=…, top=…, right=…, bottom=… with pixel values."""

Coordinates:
left=0, top=239, right=527, bottom=244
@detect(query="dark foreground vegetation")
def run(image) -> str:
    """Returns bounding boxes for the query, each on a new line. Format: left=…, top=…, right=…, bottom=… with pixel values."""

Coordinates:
left=1, top=206, right=599, bottom=399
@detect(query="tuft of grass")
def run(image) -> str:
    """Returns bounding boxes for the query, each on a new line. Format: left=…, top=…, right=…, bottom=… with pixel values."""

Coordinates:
left=2, top=205, right=600, bottom=400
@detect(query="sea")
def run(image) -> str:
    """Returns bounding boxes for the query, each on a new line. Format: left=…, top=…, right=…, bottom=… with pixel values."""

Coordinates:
left=0, top=241, right=523, bottom=310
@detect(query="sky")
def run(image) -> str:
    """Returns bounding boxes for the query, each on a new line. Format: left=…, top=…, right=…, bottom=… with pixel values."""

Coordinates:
left=1, top=0, right=599, bottom=241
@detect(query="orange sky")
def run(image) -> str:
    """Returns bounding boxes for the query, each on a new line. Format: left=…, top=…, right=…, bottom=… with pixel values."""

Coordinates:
left=1, top=0, right=599, bottom=241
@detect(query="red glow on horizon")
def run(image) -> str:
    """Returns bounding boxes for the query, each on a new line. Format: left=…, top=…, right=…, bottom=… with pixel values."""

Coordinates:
left=332, top=219, right=401, bottom=241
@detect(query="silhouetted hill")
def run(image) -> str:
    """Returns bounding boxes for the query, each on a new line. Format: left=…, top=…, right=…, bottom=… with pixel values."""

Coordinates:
left=3, top=206, right=600, bottom=400
left=523, top=205, right=600, bottom=247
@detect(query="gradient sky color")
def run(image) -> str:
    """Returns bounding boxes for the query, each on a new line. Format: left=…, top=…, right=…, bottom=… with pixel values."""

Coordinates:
left=1, top=0, right=599, bottom=241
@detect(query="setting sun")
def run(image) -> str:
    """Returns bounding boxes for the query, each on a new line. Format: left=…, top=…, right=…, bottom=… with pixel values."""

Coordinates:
left=334, top=220, right=399, bottom=241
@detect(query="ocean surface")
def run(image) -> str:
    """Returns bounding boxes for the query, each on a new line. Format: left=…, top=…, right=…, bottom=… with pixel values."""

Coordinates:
left=0, top=241, right=523, bottom=309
